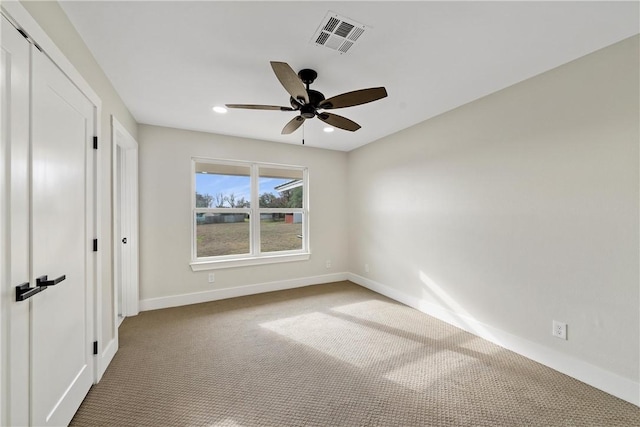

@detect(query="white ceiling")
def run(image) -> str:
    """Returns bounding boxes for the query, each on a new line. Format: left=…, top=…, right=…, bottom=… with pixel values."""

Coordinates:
left=59, top=1, right=639, bottom=152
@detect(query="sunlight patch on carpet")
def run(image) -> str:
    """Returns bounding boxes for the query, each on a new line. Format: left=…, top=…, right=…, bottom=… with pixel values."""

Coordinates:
left=383, top=350, right=474, bottom=392
left=260, top=311, right=421, bottom=367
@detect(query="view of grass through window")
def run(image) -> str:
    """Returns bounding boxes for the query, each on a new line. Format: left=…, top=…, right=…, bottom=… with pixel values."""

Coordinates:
left=194, top=161, right=305, bottom=259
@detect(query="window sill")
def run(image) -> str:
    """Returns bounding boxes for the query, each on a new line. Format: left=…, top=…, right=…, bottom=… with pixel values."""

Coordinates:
left=190, top=252, right=310, bottom=271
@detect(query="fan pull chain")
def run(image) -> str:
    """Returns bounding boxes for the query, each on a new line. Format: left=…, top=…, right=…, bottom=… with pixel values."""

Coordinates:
left=302, top=123, right=305, bottom=145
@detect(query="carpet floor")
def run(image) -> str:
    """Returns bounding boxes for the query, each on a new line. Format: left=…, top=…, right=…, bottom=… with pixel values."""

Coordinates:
left=71, top=281, right=640, bottom=426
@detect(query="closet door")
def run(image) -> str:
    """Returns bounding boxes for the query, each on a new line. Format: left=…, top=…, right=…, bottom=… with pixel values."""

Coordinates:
left=29, top=45, right=95, bottom=426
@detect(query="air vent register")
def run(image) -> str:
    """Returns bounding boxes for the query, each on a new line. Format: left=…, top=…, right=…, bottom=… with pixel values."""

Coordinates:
left=311, top=12, right=367, bottom=54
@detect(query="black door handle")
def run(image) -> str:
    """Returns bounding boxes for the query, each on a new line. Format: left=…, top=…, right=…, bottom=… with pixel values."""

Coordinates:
left=16, top=282, right=45, bottom=301
left=122, top=237, right=127, bottom=244
left=16, top=275, right=66, bottom=301
left=36, top=274, right=66, bottom=287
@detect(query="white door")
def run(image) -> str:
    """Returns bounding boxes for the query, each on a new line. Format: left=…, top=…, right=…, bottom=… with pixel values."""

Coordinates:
left=30, top=44, right=95, bottom=427
left=113, top=118, right=139, bottom=319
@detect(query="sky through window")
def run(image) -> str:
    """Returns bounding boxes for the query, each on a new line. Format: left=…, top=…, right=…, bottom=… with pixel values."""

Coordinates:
left=196, top=173, right=290, bottom=204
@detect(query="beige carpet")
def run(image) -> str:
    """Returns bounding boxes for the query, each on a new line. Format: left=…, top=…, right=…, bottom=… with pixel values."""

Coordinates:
left=71, top=281, right=640, bottom=426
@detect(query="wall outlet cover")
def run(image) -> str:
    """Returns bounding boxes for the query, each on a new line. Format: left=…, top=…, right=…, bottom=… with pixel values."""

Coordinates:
left=552, top=320, right=567, bottom=340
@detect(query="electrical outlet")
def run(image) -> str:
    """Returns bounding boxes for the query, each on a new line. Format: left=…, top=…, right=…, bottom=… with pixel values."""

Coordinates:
left=208, top=273, right=215, bottom=283
left=325, top=259, right=331, bottom=269
left=552, top=320, right=567, bottom=340
left=365, top=263, right=370, bottom=273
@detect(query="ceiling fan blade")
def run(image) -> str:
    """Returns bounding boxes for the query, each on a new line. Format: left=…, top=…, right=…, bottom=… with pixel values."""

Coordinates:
left=317, top=112, right=361, bottom=132
left=319, top=87, right=388, bottom=110
left=281, top=116, right=305, bottom=135
left=270, top=61, right=309, bottom=104
left=226, top=104, right=295, bottom=111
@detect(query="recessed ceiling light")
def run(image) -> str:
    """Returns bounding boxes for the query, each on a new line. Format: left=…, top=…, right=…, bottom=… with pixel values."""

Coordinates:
left=323, top=127, right=334, bottom=133
left=213, top=106, right=227, bottom=114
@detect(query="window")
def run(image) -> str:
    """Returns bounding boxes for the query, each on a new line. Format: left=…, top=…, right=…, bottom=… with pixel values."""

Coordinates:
left=191, top=158, right=309, bottom=270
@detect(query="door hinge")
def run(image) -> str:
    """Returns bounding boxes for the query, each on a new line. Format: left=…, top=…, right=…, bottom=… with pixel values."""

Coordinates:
left=93, top=341, right=98, bottom=355
left=93, top=136, right=98, bottom=150
left=93, top=239, right=98, bottom=252
left=14, top=27, right=42, bottom=51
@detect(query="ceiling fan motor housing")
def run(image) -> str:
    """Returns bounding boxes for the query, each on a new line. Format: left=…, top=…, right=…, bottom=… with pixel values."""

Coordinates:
left=298, top=68, right=318, bottom=85
left=290, top=89, right=326, bottom=119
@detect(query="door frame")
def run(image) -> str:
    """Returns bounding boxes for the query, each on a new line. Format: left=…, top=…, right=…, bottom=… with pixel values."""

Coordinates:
left=112, top=116, right=139, bottom=320
left=0, top=20, right=9, bottom=425
left=1, top=3, right=103, bottom=425
left=1, top=16, right=31, bottom=424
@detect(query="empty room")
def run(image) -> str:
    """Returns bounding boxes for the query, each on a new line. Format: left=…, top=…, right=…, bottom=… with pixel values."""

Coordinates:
left=1, top=1, right=639, bottom=426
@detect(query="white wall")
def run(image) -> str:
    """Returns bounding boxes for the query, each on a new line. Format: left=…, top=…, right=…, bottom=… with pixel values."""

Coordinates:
left=348, top=36, right=639, bottom=399
left=137, top=125, right=349, bottom=304
left=19, top=1, right=138, bottom=365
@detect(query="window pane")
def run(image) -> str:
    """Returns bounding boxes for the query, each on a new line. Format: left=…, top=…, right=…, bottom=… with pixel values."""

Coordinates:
left=259, top=167, right=303, bottom=208
left=196, top=213, right=250, bottom=257
left=195, top=162, right=251, bottom=208
left=260, top=213, right=303, bottom=252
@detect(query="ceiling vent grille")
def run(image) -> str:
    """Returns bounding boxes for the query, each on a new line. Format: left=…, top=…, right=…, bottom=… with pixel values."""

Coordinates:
left=311, top=12, right=367, bottom=54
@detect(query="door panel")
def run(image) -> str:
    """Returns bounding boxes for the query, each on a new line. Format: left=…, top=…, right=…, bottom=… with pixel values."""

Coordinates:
left=30, top=47, right=94, bottom=427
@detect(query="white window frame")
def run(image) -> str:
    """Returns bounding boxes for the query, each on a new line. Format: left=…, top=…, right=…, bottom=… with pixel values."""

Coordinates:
left=190, top=158, right=310, bottom=271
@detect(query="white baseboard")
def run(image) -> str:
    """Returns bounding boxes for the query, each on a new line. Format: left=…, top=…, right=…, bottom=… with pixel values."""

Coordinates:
left=96, top=336, right=118, bottom=382
left=347, top=273, right=640, bottom=407
left=139, top=272, right=348, bottom=312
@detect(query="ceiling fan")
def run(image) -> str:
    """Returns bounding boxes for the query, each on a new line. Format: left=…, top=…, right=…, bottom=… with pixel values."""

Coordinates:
left=226, top=62, right=388, bottom=134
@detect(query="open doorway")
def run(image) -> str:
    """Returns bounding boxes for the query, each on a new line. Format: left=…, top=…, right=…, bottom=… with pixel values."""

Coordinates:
left=112, top=117, right=139, bottom=324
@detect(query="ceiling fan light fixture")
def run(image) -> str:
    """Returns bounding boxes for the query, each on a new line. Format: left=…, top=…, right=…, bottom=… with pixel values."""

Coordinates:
left=323, top=127, right=334, bottom=133
left=212, top=106, right=228, bottom=114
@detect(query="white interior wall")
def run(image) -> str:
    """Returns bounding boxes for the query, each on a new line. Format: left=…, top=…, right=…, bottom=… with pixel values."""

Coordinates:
left=137, top=124, right=349, bottom=305
left=347, top=36, right=639, bottom=399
